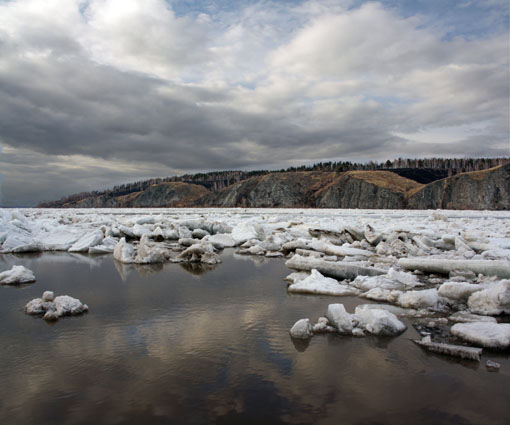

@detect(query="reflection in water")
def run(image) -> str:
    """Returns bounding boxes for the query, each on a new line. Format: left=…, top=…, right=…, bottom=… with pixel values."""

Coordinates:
left=0, top=252, right=509, bottom=425
left=113, top=260, right=165, bottom=280
left=290, top=336, right=311, bottom=352
left=179, top=262, right=219, bottom=275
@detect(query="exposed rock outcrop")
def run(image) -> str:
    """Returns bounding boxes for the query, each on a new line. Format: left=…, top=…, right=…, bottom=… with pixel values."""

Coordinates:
left=196, top=172, right=337, bottom=207
left=315, top=171, right=422, bottom=209
left=408, top=164, right=510, bottom=210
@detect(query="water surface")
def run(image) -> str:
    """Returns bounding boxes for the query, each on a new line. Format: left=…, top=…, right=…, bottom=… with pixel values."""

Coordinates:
left=0, top=251, right=508, bottom=425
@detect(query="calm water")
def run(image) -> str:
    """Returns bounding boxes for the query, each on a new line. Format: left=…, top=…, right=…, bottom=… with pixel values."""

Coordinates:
left=0, top=251, right=508, bottom=425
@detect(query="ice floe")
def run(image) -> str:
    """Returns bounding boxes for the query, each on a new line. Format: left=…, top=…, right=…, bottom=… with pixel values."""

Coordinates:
left=0, top=265, right=36, bottom=285
left=451, top=322, right=510, bottom=349
left=25, top=292, right=88, bottom=321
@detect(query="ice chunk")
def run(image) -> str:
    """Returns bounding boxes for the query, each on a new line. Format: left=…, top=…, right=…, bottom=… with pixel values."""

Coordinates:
left=88, top=236, right=118, bottom=254
left=192, top=228, right=210, bottom=239
left=132, top=224, right=152, bottom=238
left=231, top=222, right=265, bottom=244
left=113, top=237, right=136, bottom=264
left=0, top=265, right=36, bottom=285
left=286, top=255, right=386, bottom=281
left=25, top=292, right=88, bottom=321
left=284, top=271, right=310, bottom=284
left=289, top=318, right=314, bottom=339
left=398, top=258, right=510, bottom=279
left=354, top=305, right=406, bottom=336
left=413, top=337, right=482, bottom=361
left=355, top=303, right=423, bottom=317
left=205, top=233, right=237, bottom=248
left=135, top=235, right=166, bottom=264
left=68, top=229, right=104, bottom=252
left=363, top=287, right=402, bottom=303
left=451, top=322, right=510, bottom=349
left=467, top=280, right=510, bottom=315
left=326, top=304, right=353, bottom=334
left=308, top=240, right=372, bottom=257
left=42, top=291, right=54, bottom=302
left=288, top=269, right=359, bottom=296
left=387, top=267, right=422, bottom=288
left=438, top=281, right=488, bottom=302
left=177, top=242, right=221, bottom=264
left=375, top=241, right=391, bottom=256
left=364, top=224, right=382, bottom=246
left=54, top=295, right=89, bottom=316
left=448, top=312, right=497, bottom=323
left=398, top=288, right=438, bottom=309
left=486, top=360, right=501, bottom=371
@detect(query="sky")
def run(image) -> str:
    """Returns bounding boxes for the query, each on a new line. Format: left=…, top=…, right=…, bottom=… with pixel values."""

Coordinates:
left=0, top=0, right=508, bottom=206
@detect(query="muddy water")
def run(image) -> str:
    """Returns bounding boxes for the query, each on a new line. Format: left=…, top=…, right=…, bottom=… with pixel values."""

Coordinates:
left=0, top=251, right=508, bottom=425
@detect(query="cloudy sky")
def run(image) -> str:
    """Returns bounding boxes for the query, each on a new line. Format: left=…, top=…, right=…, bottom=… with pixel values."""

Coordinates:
left=0, top=0, right=508, bottom=206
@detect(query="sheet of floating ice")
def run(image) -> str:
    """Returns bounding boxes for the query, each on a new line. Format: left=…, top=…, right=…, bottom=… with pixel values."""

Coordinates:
left=326, top=303, right=353, bottom=334
left=354, top=305, right=406, bottom=336
left=113, top=237, right=136, bottom=264
left=355, top=303, right=424, bottom=317
left=413, top=337, right=482, bottom=361
left=286, top=255, right=386, bottom=281
left=288, top=269, right=360, bottom=296
left=289, top=318, right=314, bottom=339
left=386, top=267, right=422, bottom=288
left=438, top=281, right=489, bottom=301
left=398, top=288, right=438, bottom=309
left=398, top=258, right=510, bottom=279
left=281, top=239, right=310, bottom=253
left=351, top=275, right=402, bottom=291
left=284, top=271, right=310, bottom=284
left=363, top=287, right=403, bottom=303
left=204, top=233, right=237, bottom=248
left=451, top=322, right=510, bottom=349
left=467, top=280, right=510, bottom=315
left=68, top=229, right=104, bottom=252
left=448, top=312, right=497, bottom=323
left=25, top=292, right=88, bottom=321
left=308, top=240, right=372, bottom=257
left=0, top=265, right=36, bottom=285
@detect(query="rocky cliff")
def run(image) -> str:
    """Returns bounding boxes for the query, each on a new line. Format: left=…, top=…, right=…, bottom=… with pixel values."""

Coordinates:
left=195, top=172, right=338, bottom=207
left=315, top=171, right=423, bottom=209
left=408, top=164, right=510, bottom=210
left=47, top=164, right=509, bottom=210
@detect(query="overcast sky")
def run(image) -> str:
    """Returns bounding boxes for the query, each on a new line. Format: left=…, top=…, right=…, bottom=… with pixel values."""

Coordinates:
left=0, top=0, right=508, bottom=206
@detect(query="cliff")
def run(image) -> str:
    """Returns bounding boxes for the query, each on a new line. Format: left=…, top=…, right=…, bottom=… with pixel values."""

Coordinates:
left=408, top=164, right=510, bottom=210
left=315, top=171, right=422, bottom=209
left=43, top=164, right=509, bottom=210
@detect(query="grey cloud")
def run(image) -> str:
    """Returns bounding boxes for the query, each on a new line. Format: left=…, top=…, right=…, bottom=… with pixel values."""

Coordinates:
left=0, top=0, right=508, bottom=206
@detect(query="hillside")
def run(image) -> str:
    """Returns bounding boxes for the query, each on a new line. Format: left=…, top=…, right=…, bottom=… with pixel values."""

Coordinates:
left=57, top=182, right=210, bottom=208
left=39, top=163, right=509, bottom=210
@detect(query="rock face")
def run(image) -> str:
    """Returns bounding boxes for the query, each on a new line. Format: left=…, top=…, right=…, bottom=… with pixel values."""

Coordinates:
left=315, top=171, right=422, bottom=209
left=408, top=164, right=510, bottom=210
left=47, top=164, right=509, bottom=210
left=196, top=172, right=337, bottom=207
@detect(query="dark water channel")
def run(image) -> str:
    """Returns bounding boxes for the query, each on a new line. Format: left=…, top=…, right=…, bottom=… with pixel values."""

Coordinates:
left=0, top=251, right=508, bottom=425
